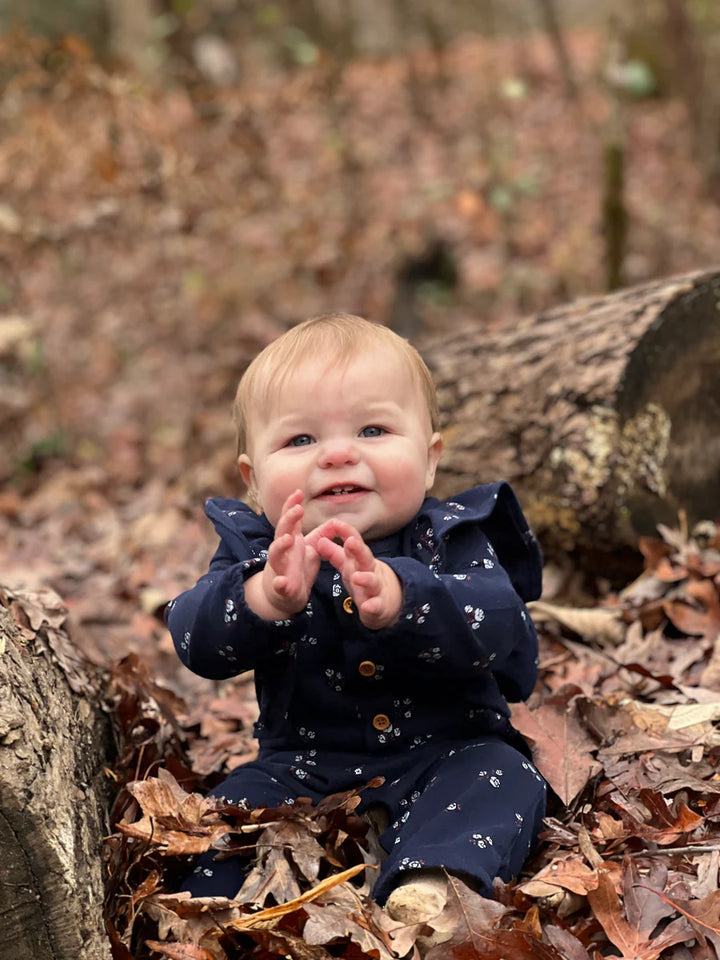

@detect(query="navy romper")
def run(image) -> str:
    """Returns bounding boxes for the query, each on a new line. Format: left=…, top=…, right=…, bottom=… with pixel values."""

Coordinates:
left=166, top=482, right=547, bottom=904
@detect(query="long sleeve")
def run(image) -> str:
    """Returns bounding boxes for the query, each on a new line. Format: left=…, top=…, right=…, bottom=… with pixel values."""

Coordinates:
left=165, top=501, right=306, bottom=680
left=351, top=483, right=542, bottom=702
left=165, top=485, right=541, bottom=754
left=166, top=542, right=299, bottom=680
left=383, top=525, right=538, bottom=700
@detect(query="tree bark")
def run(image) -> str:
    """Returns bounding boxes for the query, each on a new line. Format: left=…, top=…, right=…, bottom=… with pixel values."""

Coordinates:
left=104, top=0, right=157, bottom=75
left=422, top=268, right=720, bottom=570
left=0, top=589, right=113, bottom=960
left=533, top=0, right=578, bottom=101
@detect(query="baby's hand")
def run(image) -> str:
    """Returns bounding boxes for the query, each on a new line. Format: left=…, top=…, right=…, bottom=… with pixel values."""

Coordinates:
left=246, top=490, right=320, bottom=620
left=306, top=519, right=402, bottom=630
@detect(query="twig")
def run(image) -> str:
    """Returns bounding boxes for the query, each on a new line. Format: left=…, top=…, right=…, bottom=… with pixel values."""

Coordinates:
left=591, top=843, right=720, bottom=861
left=224, top=863, right=373, bottom=930
left=629, top=844, right=720, bottom=857
left=445, top=872, right=481, bottom=956
left=639, top=884, right=720, bottom=935
left=236, top=820, right=285, bottom=833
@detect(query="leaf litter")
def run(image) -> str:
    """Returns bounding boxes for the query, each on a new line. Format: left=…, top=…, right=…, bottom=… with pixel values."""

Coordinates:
left=86, top=520, right=720, bottom=958
left=3, top=502, right=720, bottom=957
left=3, top=446, right=720, bottom=958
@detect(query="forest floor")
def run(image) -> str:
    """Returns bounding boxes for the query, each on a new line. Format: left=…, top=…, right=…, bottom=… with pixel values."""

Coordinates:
left=1, top=25, right=720, bottom=959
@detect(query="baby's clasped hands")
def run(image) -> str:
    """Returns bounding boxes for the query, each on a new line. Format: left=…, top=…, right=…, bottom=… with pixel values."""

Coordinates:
left=306, top=516, right=402, bottom=630
left=246, top=489, right=401, bottom=628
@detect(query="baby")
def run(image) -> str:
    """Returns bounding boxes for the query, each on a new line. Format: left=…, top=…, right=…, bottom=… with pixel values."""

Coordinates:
left=166, top=313, right=546, bottom=940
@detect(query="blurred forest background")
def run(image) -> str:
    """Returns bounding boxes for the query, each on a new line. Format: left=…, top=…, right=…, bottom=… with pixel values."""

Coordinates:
left=1, top=0, right=720, bottom=677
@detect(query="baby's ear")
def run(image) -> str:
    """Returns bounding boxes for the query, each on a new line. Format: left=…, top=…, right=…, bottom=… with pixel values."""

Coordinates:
left=425, top=432, right=443, bottom=490
left=238, top=454, right=260, bottom=510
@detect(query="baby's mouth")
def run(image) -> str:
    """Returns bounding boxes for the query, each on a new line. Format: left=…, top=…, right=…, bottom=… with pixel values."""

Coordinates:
left=319, top=485, right=366, bottom=497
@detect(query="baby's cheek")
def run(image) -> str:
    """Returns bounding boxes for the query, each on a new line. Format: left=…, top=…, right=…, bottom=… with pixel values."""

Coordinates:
left=383, top=469, right=427, bottom=523
left=263, top=480, right=297, bottom=527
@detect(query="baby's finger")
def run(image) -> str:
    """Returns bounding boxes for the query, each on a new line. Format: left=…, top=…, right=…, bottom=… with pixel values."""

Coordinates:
left=304, top=543, right=322, bottom=577
left=280, top=489, right=304, bottom=513
left=352, top=569, right=381, bottom=595
left=326, top=518, right=363, bottom=542
left=274, top=503, right=303, bottom=540
left=277, top=489, right=304, bottom=522
left=315, top=536, right=348, bottom=571
left=344, top=535, right=375, bottom=571
left=308, top=518, right=361, bottom=547
left=272, top=574, right=290, bottom=596
left=268, top=531, right=292, bottom=556
left=268, top=534, right=301, bottom=578
left=360, top=595, right=383, bottom=616
left=304, top=519, right=343, bottom=549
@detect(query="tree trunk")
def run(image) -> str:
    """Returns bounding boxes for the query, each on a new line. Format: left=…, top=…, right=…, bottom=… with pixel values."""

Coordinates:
left=533, top=0, right=578, bottom=101
left=104, top=0, right=157, bottom=75
left=0, top=588, right=113, bottom=960
left=422, top=268, right=720, bottom=571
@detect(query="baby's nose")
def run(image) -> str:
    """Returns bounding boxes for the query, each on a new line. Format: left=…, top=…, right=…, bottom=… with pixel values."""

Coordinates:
left=318, top=438, right=359, bottom=467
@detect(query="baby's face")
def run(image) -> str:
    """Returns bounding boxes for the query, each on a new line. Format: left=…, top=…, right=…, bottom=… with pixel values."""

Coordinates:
left=239, top=348, right=442, bottom=540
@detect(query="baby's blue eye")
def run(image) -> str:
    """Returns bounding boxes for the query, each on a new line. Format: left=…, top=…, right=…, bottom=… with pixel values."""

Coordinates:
left=360, top=425, right=385, bottom=438
left=288, top=434, right=313, bottom=447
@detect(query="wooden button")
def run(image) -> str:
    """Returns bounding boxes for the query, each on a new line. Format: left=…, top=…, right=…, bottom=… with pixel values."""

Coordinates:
left=358, top=660, right=376, bottom=677
left=342, top=596, right=354, bottom=614
left=372, top=713, right=390, bottom=731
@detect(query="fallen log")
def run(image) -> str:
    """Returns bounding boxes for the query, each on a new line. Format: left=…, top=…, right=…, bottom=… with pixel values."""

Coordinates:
left=0, top=587, right=113, bottom=960
left=423, top=268, right=720, bottom=570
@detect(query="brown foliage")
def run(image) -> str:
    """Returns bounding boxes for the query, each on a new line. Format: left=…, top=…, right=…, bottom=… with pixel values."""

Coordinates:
left=84, top=520, right=720, bottom=958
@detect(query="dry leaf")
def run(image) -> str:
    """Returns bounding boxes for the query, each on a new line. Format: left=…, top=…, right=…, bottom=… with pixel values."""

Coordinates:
left=511, top=693, right=602, bottom=804
left=543, top=926, right=593, bottom=960
left=144, top=942, right=217, bottom=959
left=528, top=600, right=626, bottom=645
left=519, top=855, right=598, bottom=898
left=304, top=885, right=397, bottom=959
left=424, top=875, right=521, bottom=960
left=587, top=865, right=692, bottom=959
left=226, top=865, right=370, bottom=930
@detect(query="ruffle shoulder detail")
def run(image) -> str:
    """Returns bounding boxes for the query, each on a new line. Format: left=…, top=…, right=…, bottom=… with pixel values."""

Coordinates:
left=204, top=497, right=274, bottom=560
left=418, top=482, right=542, bottom=601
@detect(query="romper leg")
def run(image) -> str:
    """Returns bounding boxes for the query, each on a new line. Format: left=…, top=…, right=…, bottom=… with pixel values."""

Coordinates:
left=178, top=755, right=322, bottom=899
left=374, top=740, right=546, bottom=904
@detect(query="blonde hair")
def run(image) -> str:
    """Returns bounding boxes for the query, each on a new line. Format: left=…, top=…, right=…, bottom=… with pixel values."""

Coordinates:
left=233, top=313, right=440, bottom=456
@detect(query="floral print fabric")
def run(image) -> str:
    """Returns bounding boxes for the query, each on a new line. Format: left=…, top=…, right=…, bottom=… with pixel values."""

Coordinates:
left=167, top=481, right=546, bottom=900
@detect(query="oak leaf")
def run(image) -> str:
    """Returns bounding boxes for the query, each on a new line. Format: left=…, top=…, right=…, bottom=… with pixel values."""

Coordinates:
left=511, top=692, right=602, bottom=804
left=423, top=875, right=561, bottom=960
left=519, top=855, right=598, bottom=898
left=303, top=884, right=398, bottom=959
left=118, top=776, right=234, bottom=855
left=586, top=864, right=692, bottom=959
left=144, top=942, right=217, bottom=959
